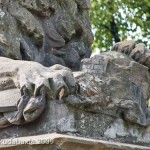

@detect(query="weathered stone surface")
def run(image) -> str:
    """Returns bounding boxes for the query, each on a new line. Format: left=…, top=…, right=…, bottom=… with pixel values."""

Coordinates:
left=0, top=1, right=150, bottom=147
left=0, top=57, right=76, bottom=128
left=80, top=51, right=150, bottom=126
left=0, top=0, right=93, bottom=70
left=0, top=134, right=150, bottom=150
left=0, top=89, right=20, bottom=112
left=111, top=40, right=150, bottom=69
left=0, top=52, right=150, bottom=146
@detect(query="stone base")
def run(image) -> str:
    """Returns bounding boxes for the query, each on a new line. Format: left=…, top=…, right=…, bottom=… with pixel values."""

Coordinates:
left=0, top=133, right=149, bottom=150
left=1, top=100, right=150, bottom=146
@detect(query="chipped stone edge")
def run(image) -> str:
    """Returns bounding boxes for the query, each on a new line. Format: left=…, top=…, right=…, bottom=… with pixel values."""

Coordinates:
left=0, top=133, right=150, bottom=150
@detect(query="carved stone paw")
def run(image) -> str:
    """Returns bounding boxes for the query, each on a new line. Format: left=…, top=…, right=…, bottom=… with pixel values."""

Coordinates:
left=0, top=58, right=76, bottom=128
left=111, top=40, right=150, bottom=69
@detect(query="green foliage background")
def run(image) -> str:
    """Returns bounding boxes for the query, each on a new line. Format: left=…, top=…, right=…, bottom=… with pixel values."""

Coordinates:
left=90, top=0, right=150, bottom=51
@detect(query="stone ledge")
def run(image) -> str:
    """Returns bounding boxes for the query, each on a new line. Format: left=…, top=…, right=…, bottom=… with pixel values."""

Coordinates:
left=0, top=133, right=150, bottom=150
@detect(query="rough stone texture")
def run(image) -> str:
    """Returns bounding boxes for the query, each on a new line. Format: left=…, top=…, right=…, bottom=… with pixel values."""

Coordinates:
left=0, top=52, right=150, bottom=146
left=1, top=0, right=150, bottom=148
left=111, top=40, right=150, bottom=70
left=80, top=52, right=150, bottom=127
left=0, top=89, right=20, bottom=112
left=0, top=134, right=150, bottom=150
left=0, top=57, right=76, bottom=128
left=0, top=0, right=93, bottom=70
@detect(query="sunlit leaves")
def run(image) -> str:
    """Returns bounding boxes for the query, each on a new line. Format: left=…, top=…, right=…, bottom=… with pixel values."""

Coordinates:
left=90, top=0, right=150, bottom=51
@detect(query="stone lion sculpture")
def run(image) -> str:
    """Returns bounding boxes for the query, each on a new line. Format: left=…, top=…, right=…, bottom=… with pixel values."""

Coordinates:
left=0, top=57, right=77, bottom=128
left=0, top=0, right=93, bottom=70
left=1, top=0, right=150, bottom=146
left=0, top=0, right=93, bottom=128
left=0, top=40, right=150, bottom=130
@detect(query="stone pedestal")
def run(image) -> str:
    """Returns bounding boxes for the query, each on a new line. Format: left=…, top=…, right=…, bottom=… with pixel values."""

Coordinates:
left=0, top=50, right=150, bottom=148
left=0, top=134, right=150, bottom=150
left=1, top=99, right=150, bottom=147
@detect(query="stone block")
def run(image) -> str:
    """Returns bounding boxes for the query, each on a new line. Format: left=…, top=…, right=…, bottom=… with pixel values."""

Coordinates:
left=0, top=134, right=149, bottom=150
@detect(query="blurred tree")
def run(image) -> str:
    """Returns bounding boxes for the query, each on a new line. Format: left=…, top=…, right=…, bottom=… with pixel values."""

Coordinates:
left=90, top=0, right=150, bottom=51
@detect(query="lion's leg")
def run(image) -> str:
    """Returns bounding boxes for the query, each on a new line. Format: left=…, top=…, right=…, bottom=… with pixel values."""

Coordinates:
left=4, top=87, right=30, bottom=125
left=23, top=87, right=46, bottom=123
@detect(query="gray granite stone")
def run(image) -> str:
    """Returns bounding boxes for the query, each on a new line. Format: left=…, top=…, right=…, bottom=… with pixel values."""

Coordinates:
left=0, top=89, right=20, bottom=112
left=0, top=134, right=150, bottom=150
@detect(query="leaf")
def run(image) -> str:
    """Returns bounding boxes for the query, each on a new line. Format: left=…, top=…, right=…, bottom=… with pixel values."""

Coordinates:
left=90, top=0, right=150, bottom=51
